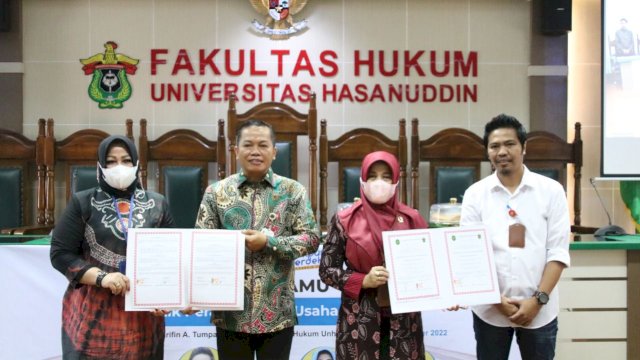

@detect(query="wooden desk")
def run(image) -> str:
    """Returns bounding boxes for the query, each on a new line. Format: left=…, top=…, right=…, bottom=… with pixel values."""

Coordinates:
left=558, top=234, right=640, bottom=359
left=0, top=235, right=50, bottom=244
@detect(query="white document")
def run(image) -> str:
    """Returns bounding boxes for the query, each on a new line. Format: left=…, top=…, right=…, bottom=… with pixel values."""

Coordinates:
left=125, top=228, right=245, bottom=311
left=382, top=226, right=500, bottom=314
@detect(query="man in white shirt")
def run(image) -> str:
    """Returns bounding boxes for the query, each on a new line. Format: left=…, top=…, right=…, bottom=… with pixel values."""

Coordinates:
left=460, top=114, right=570, bottom=360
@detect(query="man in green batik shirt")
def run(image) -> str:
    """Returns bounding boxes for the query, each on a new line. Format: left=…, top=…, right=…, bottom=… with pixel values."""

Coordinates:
left=194, top=119, right=320, bottom=360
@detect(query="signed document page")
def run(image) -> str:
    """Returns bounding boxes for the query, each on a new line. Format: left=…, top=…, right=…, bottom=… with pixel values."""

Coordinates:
left=382, top=226, right=499, bottom=314
left=189, top=230, right=244, bottom=310
left=125, top=228, right=244, bottom=311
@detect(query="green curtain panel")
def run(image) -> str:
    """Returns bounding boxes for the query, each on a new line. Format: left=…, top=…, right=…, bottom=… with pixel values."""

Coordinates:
left=620, top=181, right=640, bottom=233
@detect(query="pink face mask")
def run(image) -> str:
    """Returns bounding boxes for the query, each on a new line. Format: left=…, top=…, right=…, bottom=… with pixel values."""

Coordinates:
left=360, top=178, right=398, bottom=204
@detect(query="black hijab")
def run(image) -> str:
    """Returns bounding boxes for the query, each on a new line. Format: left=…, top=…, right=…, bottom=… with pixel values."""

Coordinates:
left=97, top=135, right=139, bottom=198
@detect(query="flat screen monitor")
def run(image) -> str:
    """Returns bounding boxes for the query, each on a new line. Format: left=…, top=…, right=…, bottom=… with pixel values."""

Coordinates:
left=602, top=0, right=640, bottom=177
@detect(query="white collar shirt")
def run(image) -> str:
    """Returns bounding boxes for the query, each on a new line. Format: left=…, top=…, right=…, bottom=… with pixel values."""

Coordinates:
left=460, top=166, right=570, bottom=329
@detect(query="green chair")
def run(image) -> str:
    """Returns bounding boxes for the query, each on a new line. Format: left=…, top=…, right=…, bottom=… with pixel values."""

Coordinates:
left=410, top=120, right=486, bottom=211
left=139, top=119, right=226, bottom=228
left=0, top=120, right=46, bottom=234
left=227, top=93, right=318, bottom=218
left=524, top=122, right=593, bottom=232
left=319, top=119, right=408, bottom=229
left=43, top=119, right=134, bottom=226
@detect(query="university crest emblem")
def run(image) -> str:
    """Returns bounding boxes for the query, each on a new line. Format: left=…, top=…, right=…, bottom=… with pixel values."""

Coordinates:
left=80, top=42, right=139, bottom=109
left=250, top=0, right=308, bottom=40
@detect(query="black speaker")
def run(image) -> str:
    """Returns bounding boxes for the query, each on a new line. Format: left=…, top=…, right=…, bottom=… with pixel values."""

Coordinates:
left=0, top=0, right=9, bottom=32
left=541, top=0, right=572, bottom=35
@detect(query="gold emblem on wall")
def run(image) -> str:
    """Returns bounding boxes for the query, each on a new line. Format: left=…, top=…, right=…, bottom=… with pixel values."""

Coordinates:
left=250, top=0, right=309, bottom=40
left=80, top=42, right=139, bottom=109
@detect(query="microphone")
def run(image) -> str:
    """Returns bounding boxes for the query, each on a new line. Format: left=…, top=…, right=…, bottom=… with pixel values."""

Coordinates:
left=590, top=177, right=626, bottom=239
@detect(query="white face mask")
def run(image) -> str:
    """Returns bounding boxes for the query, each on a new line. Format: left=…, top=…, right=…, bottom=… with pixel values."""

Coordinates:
left=360, top=178, right=398, bottom=204
left=98, top=161, right=138, bottom=190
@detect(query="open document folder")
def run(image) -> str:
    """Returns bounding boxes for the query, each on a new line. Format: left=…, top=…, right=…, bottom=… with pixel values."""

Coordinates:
left=125, top=228, right=244, bottom=311
left=382, top=226, right=500, bottom=314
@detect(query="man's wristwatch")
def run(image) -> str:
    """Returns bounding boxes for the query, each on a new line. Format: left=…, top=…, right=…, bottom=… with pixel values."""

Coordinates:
left=95, top=271, right=108, bottom=288
left=534, top=290, right=549, bottom=305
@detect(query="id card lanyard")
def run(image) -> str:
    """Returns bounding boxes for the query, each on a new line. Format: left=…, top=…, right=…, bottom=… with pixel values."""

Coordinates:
left=113, top=193, right=134, bottom=273
left=507, top=204, right=526, bottom=248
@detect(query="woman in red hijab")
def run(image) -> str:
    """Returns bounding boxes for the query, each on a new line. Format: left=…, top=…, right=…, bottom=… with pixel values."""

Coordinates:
left=320, top=151, right=427, bottom=360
